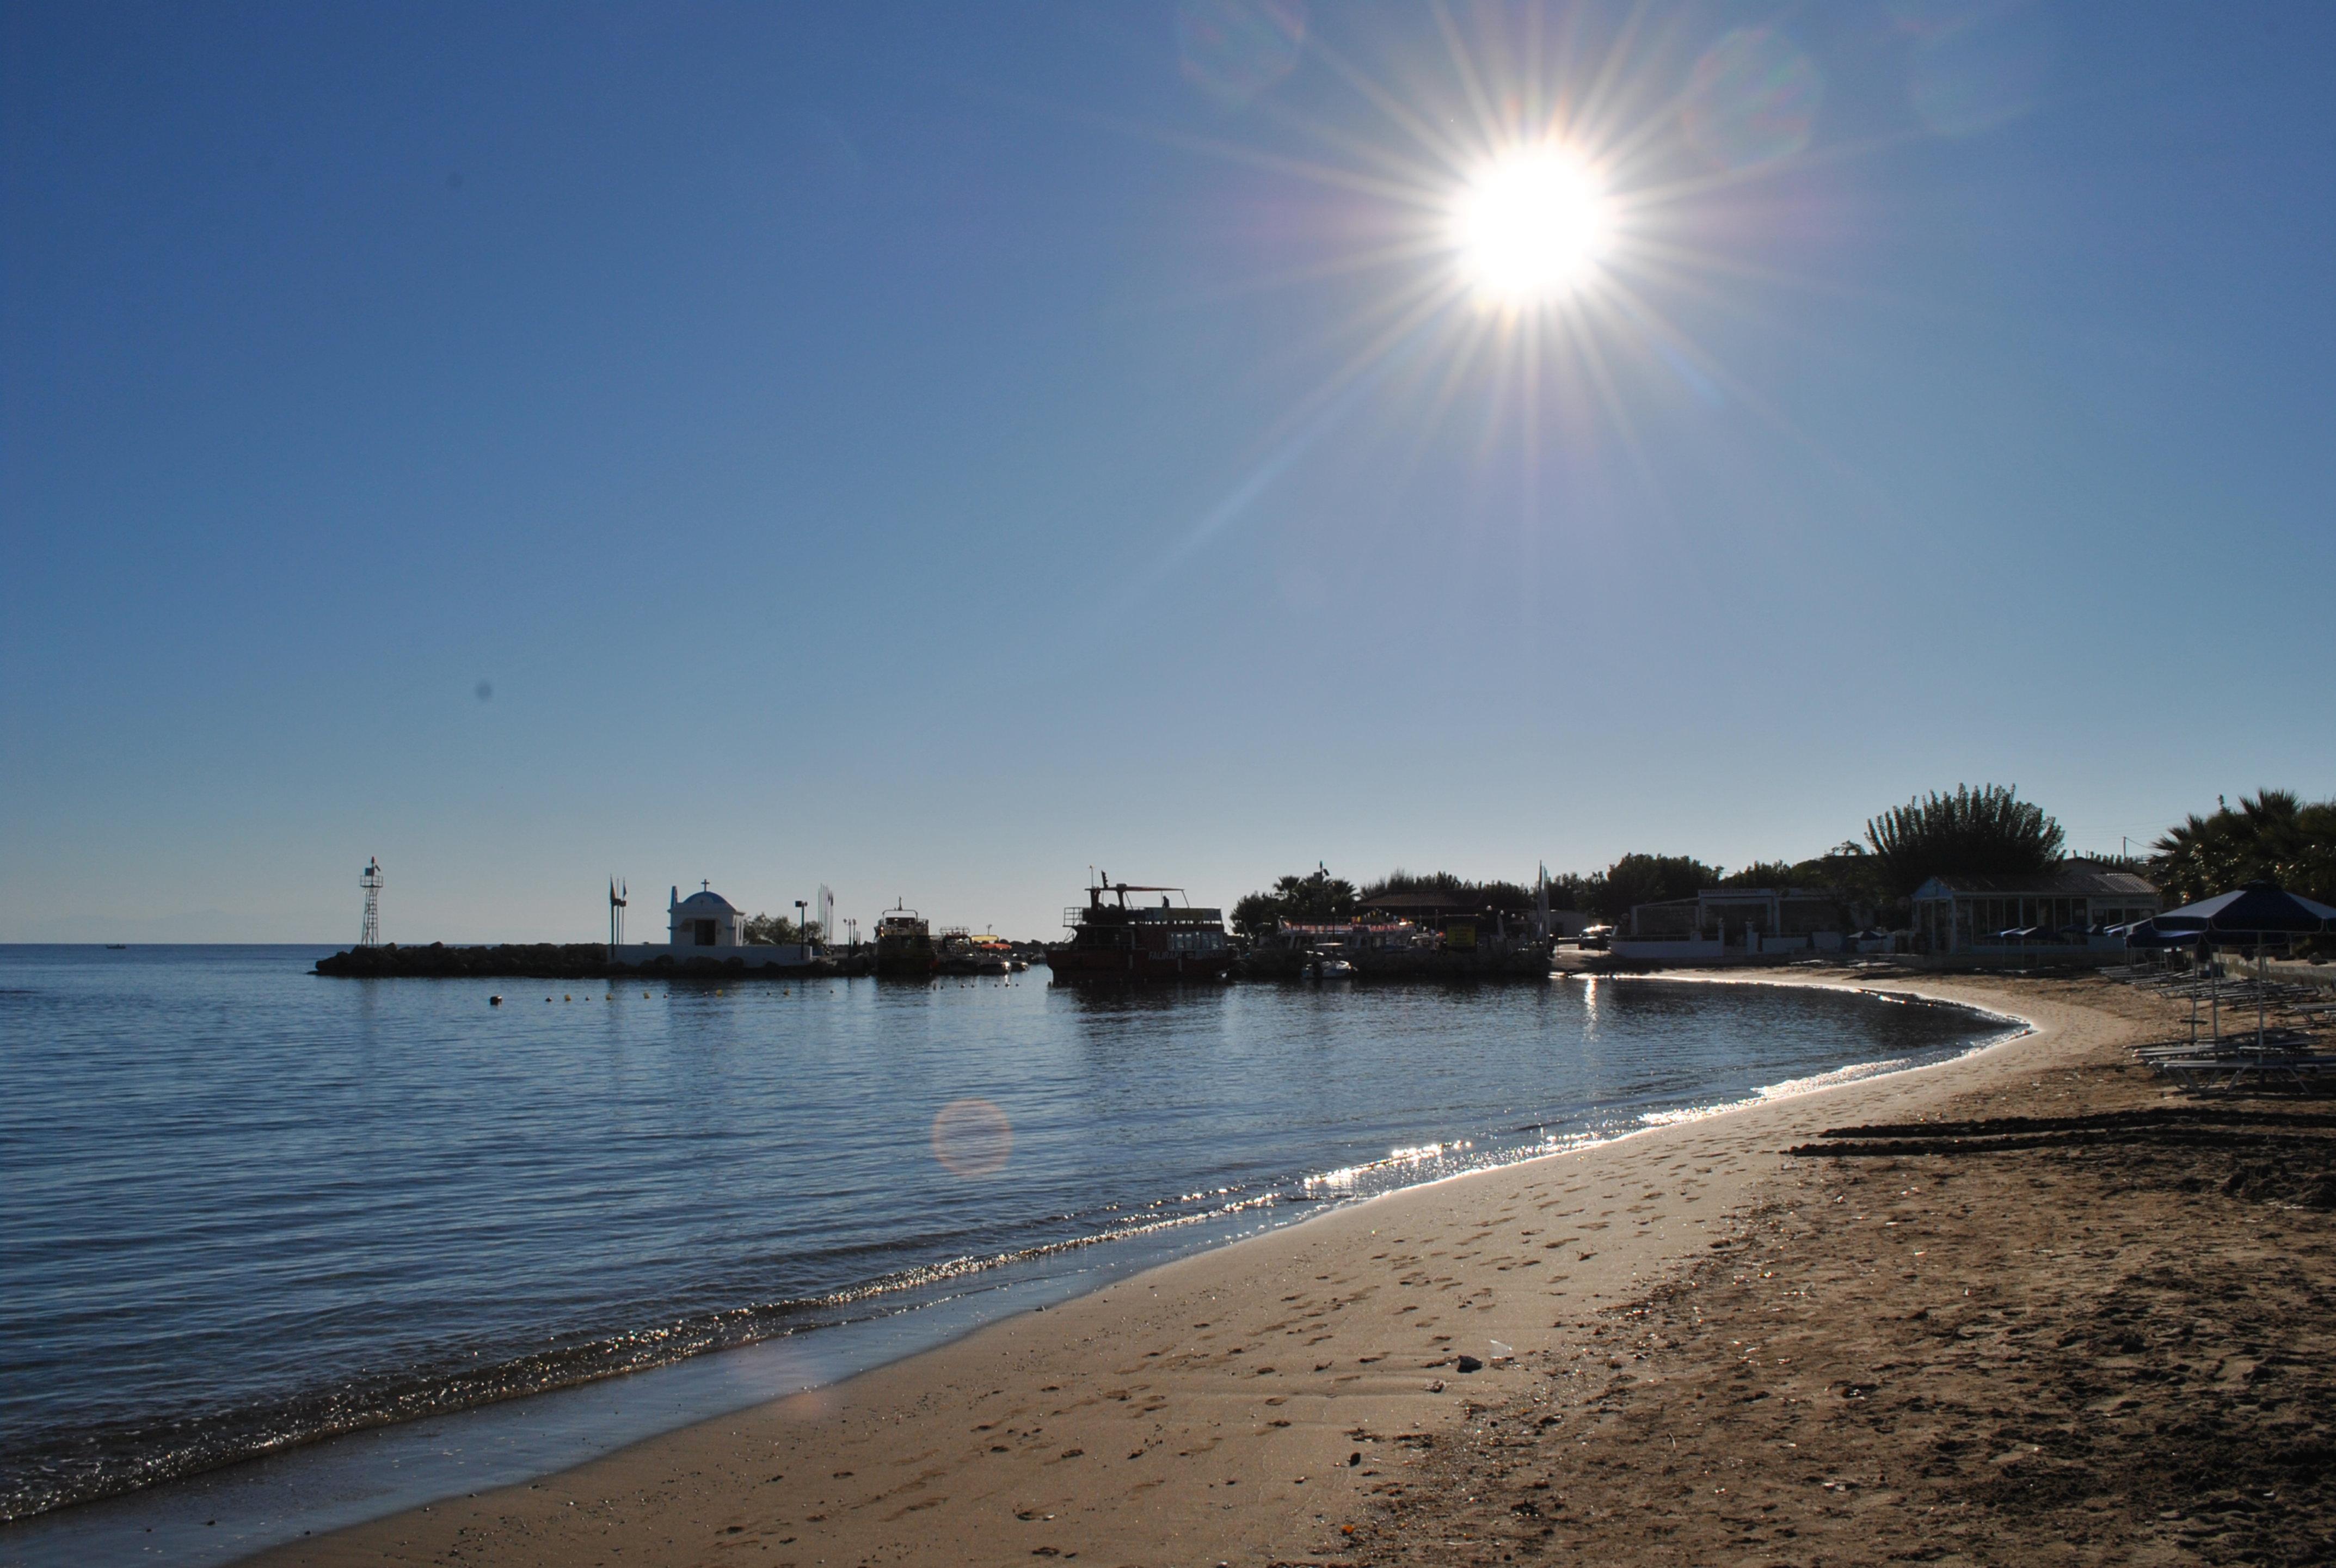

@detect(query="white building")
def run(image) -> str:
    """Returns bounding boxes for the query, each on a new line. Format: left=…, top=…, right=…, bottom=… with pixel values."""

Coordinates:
left=1909, top=864, right=2159, bottom=955
left=669, top=883, right=746, bottom=947
left=605, top=880, right=816, bottom=970
left=1612, top=887, right=1852, bottom=961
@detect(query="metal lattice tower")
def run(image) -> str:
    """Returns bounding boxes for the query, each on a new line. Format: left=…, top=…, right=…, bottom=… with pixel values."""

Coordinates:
left=359, top=857, right=383, bottom=947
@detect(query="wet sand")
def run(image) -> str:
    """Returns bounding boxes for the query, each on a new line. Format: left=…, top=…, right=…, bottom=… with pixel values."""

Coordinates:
left=248, top=973, right=2333, bottom=1567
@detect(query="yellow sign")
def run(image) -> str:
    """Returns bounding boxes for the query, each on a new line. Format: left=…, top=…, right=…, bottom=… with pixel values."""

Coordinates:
left=1444, top=920, right=1476, bottom=951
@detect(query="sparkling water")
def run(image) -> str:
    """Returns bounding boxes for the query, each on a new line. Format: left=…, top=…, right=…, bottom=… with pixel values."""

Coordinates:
left=0, top=945, right=2001, bottom=1531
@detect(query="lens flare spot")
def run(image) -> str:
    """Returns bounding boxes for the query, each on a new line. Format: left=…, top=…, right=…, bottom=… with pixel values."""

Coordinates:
left=931, top=1098, right=1013, bottom=1178
left=1455, top=147, right=1610, bottom=303
left=776, top=1387, right=837, bottom=1423
left=1177, top=0, right=1306, bottom=106
left=1682, top=28, right=1823, bottom=171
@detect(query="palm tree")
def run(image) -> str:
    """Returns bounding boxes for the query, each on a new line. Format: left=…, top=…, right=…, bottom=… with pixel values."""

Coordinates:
left=2151, top=790, right=2336, bottom=905
left=1863, top=784, right=2064, bottom=896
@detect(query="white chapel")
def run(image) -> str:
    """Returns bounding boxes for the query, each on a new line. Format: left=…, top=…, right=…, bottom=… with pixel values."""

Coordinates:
left=668, top=883, right=746, bottom=947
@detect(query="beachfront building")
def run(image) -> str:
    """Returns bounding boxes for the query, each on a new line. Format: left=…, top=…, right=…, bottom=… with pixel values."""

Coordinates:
left=1909, top=864, right=2159, bottom=956
left=1612, top=887, right=1851, bottom=962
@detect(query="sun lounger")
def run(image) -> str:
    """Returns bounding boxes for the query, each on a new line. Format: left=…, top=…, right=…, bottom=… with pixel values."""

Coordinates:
left=2148, top=1043, right=2336, bottom=1093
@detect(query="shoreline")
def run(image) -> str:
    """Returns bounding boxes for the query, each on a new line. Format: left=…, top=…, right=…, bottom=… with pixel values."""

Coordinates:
left=222, top=970, right=2087, bottom=1567
left=1354, top=973, right=2335, bottom=1565
left=3, top=973, right=2008, bottom=1563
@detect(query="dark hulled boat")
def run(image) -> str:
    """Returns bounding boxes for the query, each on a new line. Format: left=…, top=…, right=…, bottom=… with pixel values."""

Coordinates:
left=875, top=903, right=937, bottom=977
left=1048, top=877, right=1233, bottom=980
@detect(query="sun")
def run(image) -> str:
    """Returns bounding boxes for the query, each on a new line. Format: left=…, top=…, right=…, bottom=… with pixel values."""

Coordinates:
left=1454, top=146, right=1612, bottom=304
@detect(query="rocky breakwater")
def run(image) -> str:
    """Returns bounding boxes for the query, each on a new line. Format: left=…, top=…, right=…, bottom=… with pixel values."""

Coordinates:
left=314, top=943, right=618, bottom=979
left=313, top=943, right=863, bottom=979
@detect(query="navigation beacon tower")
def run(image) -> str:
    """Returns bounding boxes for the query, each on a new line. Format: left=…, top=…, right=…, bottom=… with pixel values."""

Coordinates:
left=359, top=857, right=384, bottom=948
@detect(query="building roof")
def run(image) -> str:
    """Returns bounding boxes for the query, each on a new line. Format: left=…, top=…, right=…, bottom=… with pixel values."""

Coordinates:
left=675, top=889, right=741, bottom=912
left=1912, top=864, right=2157, bottom=899
left=1361, top=892, right=1480, bottom=912
left=1697, top=887, right=1835, bottom=902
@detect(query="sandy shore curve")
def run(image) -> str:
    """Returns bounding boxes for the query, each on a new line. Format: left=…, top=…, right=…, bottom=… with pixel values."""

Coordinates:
left=248, top=972, right=2333, bottom=1566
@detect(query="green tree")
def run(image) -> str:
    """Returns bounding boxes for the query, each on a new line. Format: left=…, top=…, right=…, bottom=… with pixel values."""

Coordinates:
left=1588, top=853, right=1721, bottom=921
left=1788, top=844, right=1894, bottom=923
left=1358, top=869, right=1537, bottom=914
left=2151, top=789, right=2336, bottom=906
left=1276, top=866, right=1357, bottom=919
left=1543, top=872, right=1594, bottom=912
left=1362, top=868, right=1471, bottom=898
left=1229, top=865, right=1357, bottom=937
left=1863, top=784, right=2064, bottom=897
left=744, top=913, right=823, bottom=945
left=1229, top=891, right=1283, bottom=939
left=1719, top=860, right=1797, bottom=888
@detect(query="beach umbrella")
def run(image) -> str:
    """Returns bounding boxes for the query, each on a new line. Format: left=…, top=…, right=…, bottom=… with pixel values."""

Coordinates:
left=2150, top=881, right=2336, bottom=940
left=2113, top=920, right=2215, bottom=1043
left=2114, top=918, right=2202, bottom=949
left=2149, top=882, right=2335, bottom=1049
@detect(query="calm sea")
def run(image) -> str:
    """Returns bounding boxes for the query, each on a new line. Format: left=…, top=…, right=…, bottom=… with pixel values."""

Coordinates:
left=0, top=945, right=2003, bottom=1553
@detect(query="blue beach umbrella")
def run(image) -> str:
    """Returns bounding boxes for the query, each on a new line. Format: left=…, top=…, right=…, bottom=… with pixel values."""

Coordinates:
left=2150, top=880, right=2336, bottom=940
left=2112, top=919, right=2201, bottom=949
left=2143, top=881, right=2335, bottom=1049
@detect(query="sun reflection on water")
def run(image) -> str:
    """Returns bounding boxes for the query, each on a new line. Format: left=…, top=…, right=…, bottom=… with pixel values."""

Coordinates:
left=1304, top=1138, right=1474, bottom=1196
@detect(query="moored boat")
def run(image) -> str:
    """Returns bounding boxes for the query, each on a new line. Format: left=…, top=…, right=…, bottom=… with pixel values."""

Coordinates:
left=1048, top=876, right=1233, bottom=980
left=936, top=928, right=1015, bottom=976
left=875, top=903, right=937, bottom=977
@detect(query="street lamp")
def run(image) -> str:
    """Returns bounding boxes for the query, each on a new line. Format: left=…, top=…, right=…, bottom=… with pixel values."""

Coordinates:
left=795, top=899, right=808, bottom=952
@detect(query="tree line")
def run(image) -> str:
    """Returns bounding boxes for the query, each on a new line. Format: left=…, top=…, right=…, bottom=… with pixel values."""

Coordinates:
left=2151, top=789, right=2335, bottom=907
left=1228, top=783, right=2336, bottom=937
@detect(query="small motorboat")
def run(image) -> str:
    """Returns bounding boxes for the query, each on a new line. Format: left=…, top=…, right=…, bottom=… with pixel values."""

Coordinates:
left=1306, top=952, right=1356, bottom=980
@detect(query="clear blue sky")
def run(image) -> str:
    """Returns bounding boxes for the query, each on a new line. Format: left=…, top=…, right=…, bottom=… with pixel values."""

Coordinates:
left=4, top=2, right=2329, bottom=943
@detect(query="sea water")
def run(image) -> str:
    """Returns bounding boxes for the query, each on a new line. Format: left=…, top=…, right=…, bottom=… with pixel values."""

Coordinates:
left=0, top=945, right=2005, bottom=1559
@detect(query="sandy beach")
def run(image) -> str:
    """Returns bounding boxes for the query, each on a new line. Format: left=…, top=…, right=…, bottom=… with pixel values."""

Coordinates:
left=248, top=973, right=2333, bottom=1567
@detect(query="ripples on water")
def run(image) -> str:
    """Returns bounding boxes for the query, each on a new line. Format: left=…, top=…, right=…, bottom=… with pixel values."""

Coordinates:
left=0, top=946, right=2001, bottom=1520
